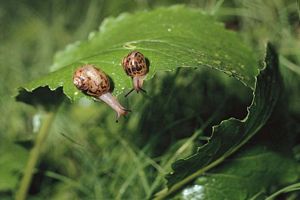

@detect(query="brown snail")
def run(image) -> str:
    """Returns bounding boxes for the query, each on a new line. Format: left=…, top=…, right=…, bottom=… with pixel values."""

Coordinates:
left=122, top=51, right=148, bottom=97
left=73, top=65, right=129, bottom=121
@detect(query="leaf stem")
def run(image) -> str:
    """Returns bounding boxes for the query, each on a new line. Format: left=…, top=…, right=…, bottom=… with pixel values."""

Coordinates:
left=16, top=111, right=56, bottom=200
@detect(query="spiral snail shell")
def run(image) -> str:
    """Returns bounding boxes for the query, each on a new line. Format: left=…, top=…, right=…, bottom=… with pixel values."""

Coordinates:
left=122, top=51, right=148, bottom=96
left=73, top=65, right=129, bottom=121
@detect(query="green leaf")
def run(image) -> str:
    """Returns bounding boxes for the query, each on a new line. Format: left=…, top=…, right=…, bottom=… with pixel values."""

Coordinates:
left=0, top=141, right=28, bottom=191
left=155, top=43, right=282, bottom=199
left=16, top=6, right=258, bottom=105
left=176, top=146, right=299, bottom=200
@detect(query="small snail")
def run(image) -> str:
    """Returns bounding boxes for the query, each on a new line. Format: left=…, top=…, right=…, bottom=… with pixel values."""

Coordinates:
left=73, top=65, right=129, bottom=121
left=122, top=51, right=148, bottom=97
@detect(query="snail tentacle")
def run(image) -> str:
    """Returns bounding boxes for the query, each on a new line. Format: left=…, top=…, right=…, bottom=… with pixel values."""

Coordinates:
left=98, top=93, right=129, bottom=120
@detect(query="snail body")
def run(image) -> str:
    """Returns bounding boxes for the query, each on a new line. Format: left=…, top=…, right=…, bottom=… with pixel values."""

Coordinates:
left=122, top=51, right=148, bottom=96
left=73, top=65, right=128, bottom=120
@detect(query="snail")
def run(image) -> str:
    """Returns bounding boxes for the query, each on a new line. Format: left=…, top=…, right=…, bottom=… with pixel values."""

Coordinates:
left=73, top=65, right=129, bottom=121
left=122, top=51, right=148, bottom=97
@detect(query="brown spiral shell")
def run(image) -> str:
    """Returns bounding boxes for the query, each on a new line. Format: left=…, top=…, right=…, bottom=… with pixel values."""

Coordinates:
left=122, top=51, right=148, bottom=77
left=73, top=65, right=110, bottom=97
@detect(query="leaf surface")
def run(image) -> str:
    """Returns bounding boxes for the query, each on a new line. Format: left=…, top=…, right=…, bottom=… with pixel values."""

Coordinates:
left=155, top=43, right=282, bottom=199
left=16, top=6, right=258, bottom=104
left=177, top=146, right=299, bottom=200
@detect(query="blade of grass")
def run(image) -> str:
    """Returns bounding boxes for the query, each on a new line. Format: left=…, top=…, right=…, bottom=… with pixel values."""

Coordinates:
left=265, top=182, right=300, bottom=200
left=148, top=98, right=227, bottom=197
left=112, top=133, right=151, bottom=197
left=44, top=171, right=89, bottom=194
left=280, top=56, right=300, bottom=76
left=16, top=110, right=57, bottom=200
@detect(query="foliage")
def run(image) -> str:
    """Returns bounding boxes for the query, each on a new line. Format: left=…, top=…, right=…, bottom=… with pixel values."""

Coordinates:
left=17, top=6, right=257, bottom=102
left=156, top=43, right=283, bottom=199
left=0, top=141, right=28, bottom=191
left=176, top=146, right=298, bottom=200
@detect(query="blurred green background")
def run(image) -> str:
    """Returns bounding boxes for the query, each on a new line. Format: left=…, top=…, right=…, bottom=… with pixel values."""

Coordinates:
left=0, top=0, right=299, bottom=199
